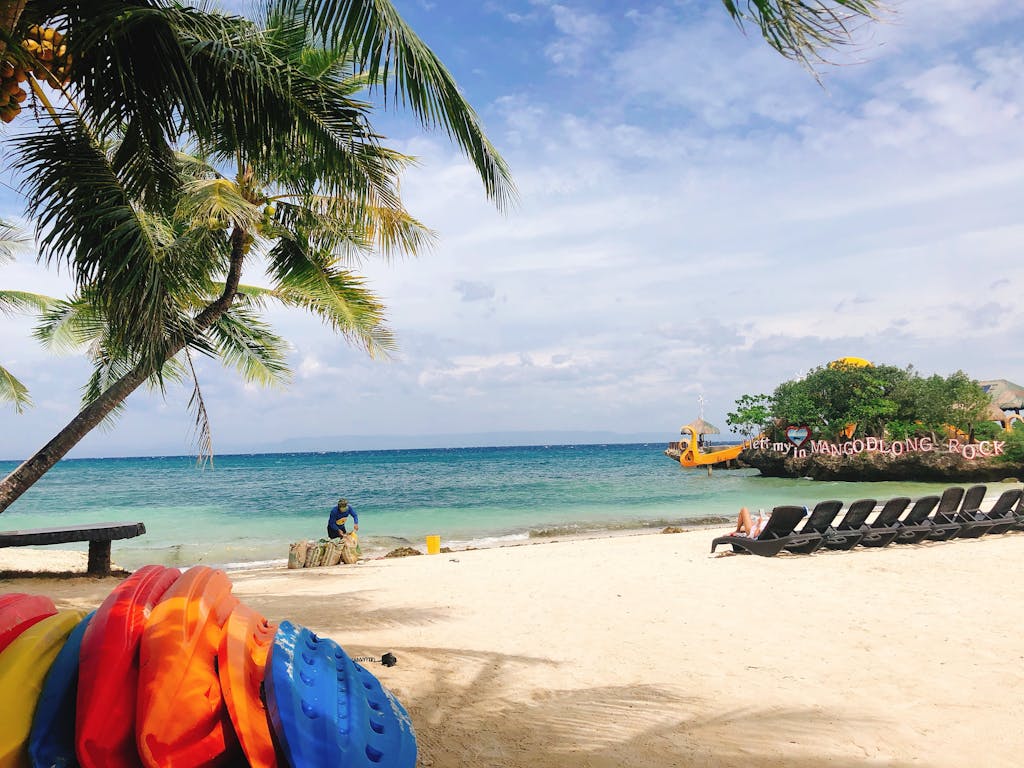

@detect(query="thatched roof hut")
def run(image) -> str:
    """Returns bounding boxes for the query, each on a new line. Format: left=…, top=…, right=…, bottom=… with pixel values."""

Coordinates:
left=681, top=418, right=721, bottom=435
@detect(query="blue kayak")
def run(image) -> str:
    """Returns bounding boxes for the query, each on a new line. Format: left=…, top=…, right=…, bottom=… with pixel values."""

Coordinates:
left=28, top=611, right=95, bottom=768
left=265, top=621, right=416, bottom=768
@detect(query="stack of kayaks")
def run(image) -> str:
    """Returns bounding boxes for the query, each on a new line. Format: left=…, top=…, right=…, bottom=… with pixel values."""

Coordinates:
left=0, top=565, right=417, bottom=768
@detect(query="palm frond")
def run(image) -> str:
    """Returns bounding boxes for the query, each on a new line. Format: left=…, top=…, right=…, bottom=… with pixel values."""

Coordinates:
left=41, top=2, right=254, bottom=200
left=176, top=178, right=262, bottom=232
left=0, top=219, right=30, bottom=262
left=0, top=289, right=55, bottom=316
left=263, top=236, right=395, bottom=357
left=13, top=119, right=224, bottom=369
left=293, top=0, right=517, bottom=210
left=185, top=351, right=214, bottom=468
left=721, top=0, right=885, bottom=68
left=0, top=364, right=31, bottom=414
left=272, top=194, right=434, bottom=262
left=205, top=304, right=292, bottom=388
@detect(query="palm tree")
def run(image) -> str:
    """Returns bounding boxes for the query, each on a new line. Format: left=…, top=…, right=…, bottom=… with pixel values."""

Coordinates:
left=0, top=219, right=53, bottom=413
left=0, top=114, right=426, bottom=511
left=0, top=2, right=458, bottom=511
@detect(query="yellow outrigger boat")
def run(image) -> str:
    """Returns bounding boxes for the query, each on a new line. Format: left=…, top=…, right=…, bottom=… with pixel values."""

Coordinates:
left=677, top=425, right=747, bottom=469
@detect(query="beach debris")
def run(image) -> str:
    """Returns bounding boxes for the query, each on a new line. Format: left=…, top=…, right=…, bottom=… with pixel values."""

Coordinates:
left=384, top=547, right=422, bottom=558
left=661, top=526, right=685, bottom=534
left=381, top=652, right=398, bottom=667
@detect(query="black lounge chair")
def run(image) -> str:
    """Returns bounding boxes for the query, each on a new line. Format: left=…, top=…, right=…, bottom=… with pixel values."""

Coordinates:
left=784, top=500, right=843, bottom=554
left=949, top=485, right=988, bottom=538
left=1009, top=494, right=1024, bottom=533
left=892, top=495, right=940, bottom=544
left=925, top=487, right=966, bottom=542
left=710, top=506, right=813, bottom=557
left=957, top=488, right=1023, bottom=538
left=858, top=497, right=910, bottom=548
left=820, top=498, right=876, bottom=550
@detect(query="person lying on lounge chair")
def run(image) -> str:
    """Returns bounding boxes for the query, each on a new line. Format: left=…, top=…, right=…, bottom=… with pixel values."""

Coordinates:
left=729, top=507, right=767, bottom=538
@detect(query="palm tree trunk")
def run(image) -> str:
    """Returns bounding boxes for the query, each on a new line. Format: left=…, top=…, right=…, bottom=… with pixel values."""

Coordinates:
left=0, top=363, right=153, bottom=510
left=0, top=229, right=247, bottom=513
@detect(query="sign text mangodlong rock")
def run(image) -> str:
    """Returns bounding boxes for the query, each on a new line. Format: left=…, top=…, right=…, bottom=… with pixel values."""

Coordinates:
left=751, top=437, right=1006, bottom=461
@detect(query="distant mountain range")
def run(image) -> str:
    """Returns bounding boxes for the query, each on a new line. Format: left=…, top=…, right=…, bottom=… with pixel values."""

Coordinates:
left=225, top=430, right=672, bottom=454
left=2, top=430, right=681, bottom=462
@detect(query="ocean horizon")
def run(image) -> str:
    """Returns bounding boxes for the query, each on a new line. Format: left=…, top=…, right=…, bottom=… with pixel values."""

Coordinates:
left=0, top=443, right=994, bottom=571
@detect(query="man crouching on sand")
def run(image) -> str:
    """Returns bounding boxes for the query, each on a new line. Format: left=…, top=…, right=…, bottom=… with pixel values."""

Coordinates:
left=327, top=497, right=360, bottom=539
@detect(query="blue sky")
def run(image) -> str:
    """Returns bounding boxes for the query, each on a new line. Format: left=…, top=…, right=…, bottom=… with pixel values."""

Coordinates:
left=3, top=0, right=1024, bottom=458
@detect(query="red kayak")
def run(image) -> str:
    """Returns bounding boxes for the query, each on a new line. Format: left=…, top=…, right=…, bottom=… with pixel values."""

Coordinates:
left=0, top=593, right=57, bottom=654
left=76, top=564, right=181, bottom=768
left=136, top=566, right=241, bottom=768
left=218, top=603, right=279, bottom=768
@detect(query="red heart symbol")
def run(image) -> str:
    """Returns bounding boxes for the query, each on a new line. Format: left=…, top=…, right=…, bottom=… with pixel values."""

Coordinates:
left=785, top=425, right=811, bottom=448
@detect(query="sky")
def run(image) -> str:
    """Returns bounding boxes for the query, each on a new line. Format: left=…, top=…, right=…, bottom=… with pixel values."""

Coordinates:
left=3, top=0, right=1024, bottom=459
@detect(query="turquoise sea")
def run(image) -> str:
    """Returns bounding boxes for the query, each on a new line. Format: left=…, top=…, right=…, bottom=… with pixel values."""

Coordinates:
left=0, top=443, right=989, bottom=570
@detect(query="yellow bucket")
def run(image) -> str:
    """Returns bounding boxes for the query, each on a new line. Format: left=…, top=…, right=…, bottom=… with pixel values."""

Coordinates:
left=425, top=535, right=441, bottom=555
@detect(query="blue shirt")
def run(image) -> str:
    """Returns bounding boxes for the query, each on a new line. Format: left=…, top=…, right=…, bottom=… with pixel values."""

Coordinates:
left=328, top=504, right=359, bottom=535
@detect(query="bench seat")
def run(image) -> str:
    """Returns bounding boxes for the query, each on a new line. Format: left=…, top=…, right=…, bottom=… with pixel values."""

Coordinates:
left=0, top=521, right=146, bottom=576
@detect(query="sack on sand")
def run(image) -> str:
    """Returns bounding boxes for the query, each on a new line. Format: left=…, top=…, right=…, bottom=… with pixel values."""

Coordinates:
left=302, top=539, right=321, bottom=568
left=325, top=539, right=344, bottom=566
left=287, top=540, right=309, bottom=569
left=315, top=540, right=332, bottom=567
left=340, top=533, right=359, bottom=565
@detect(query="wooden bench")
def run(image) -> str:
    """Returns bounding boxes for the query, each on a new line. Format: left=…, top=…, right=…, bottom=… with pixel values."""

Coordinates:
left=0, top=521, right=146, bottom=576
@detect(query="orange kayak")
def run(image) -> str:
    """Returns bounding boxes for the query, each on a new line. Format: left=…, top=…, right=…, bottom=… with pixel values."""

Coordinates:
left=77, top=564, right=181, bottom=768
left=0, top=609, right=86, bottom=768
left=0, top=594, right=57, bottom=654
left=136, top=566, right=240, bottom=768
left=218, top=603, right=279, bottom=768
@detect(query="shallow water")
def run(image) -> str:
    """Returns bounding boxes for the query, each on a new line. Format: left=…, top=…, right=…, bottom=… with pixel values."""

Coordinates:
left=0, top=444, right=998, bottom=569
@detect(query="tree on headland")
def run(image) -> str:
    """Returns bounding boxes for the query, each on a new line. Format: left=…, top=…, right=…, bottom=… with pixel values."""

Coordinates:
left=725, top=393, right=773, bottom=439
left=736, top=364, right=996, bottom=443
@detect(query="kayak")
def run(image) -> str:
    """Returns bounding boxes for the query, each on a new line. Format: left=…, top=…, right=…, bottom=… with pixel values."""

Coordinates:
left=0, top=610, right=86, bottom=768
left=0, top=594, right=57, bottom=654
left=28, top=611, right=94, bottom=768
left=217, top=603, right=279, bottom=768
left=265, top=620, right=417, bottom=768
left=136, top=566, right=240, bottom=768
left=76, top=564, right=181, bottom=768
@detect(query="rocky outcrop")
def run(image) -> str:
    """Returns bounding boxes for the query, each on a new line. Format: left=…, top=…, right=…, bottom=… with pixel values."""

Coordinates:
left=740, top=448, right=1023, bottom=483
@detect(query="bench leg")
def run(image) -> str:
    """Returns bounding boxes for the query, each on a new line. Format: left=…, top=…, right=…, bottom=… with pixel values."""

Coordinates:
left=87, top=541, right=112, bottom=577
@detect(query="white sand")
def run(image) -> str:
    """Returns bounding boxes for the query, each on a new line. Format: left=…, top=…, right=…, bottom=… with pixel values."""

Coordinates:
left=7, top=529, right=1024, bottom=767
left=0, top=548, right=89, bottom=573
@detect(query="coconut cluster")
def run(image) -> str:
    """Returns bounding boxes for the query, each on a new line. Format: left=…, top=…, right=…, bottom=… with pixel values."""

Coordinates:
left=1, top=26, right=72, bottom=124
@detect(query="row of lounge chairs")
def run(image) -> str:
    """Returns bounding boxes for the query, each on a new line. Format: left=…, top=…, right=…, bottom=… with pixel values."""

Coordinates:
left=711, top=485, right=1024, bottom=557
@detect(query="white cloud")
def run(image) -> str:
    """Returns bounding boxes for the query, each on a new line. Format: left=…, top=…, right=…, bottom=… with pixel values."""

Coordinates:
left=541, top=4, right=613, bottom=72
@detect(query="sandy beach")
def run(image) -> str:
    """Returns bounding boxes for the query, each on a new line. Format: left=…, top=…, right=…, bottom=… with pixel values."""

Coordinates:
left=4, top=528, right=1023, bottom=767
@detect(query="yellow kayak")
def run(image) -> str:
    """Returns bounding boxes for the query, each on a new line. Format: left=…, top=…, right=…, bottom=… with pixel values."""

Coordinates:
left=0, top=609, right=86, bottom=768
